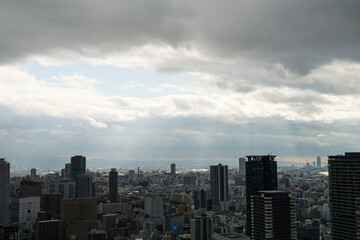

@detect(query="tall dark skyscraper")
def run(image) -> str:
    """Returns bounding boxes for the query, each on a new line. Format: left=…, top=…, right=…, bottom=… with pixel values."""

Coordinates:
left=246, top=155, right=277, bottom=236
left=65, top=163, right=71, bottom=179
left=71, top=155, right=86, bottom=182
left=317, top=156, right=321, bottom=168
left=76, top=174, right=93, bottom=198
left=108, top=168, right=118, bottom=203
left=251, top=191, right=296, bottom=240
left=210, top=163, right=228, bottom=206
left=0, top=158, right=10, bottom=226
left=329, top=152, right=360, bottom=239
left=170, top=163, right=176, bottom=175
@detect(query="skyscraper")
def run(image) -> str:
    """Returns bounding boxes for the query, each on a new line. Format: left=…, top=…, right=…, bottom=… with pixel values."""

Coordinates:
left=246, top=155, right=277, bottom=236
left=190, top=214, right=212, bottom=240
left=171, top=163, right=176, bottom=175
left=0, top=158, right=10, bottom=225
left=65, top=163, right=71, bottom=179
left=71, top=155, right=86, bottom=182
left=210, top=164, right=228, bottom=206
left=239, top=157, right=246, bottom=175
left=251, top=191, right=296, bottom=240
left=329, top=152, right=360, bottom=239
left=317, top=156, right=321, bottom=168
left=76, top=174, right=93, bottom=198
left=108, top=168, right=118, bottom=203
left=31, top=168, right=36, bottom=181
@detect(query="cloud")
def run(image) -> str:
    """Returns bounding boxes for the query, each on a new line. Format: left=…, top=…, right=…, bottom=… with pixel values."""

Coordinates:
left=1, top=66, right=360, bottom=129
left=1, top=0, right=360, bottom=75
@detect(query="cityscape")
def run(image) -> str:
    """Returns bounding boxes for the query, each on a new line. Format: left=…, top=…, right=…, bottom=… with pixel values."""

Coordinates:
left=2, top=1, right=360, bottom=240
left=0, top=153, right=353, bottom=240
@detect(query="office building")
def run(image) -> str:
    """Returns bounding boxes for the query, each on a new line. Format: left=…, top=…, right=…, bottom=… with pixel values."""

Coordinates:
left=71, top=155, right=86, bottom=182
left=35, top=219, right=61, bottom=240
left=109, top=168, right=118, bottom=203
left=19, top=197, right=41, bottom=230
left=102, top=214, right=117, bottom=234
left=171, top=163, right=176, bottom=175
left=76, top=174, right=93, bottom=198
left=65, top=163, right=71, bottom=179
left=210, top=164, right=229, bottom=206
left=239, top=157, right=246, bottom=175
left=246, top=155, right=277, bottom=236
left=145, top=196, right=163, bottom=217
left=0, top=158, right=10, bottom=226
left=317, top=156, right=321, bottom=168
left=61, top=197, right=97, bottom=231
left=183, top=176, right=197, bottom=186
left=31, top=168, right=36, bottom=181
left=251, top=191, right=296, bottom=239
left=297, top=219, right=320, bottom=240
left=329, top=152, right=360, bottom=239
left=20, top=180, right=42, bottom=198
left=190, top=214, right=212, bottom=240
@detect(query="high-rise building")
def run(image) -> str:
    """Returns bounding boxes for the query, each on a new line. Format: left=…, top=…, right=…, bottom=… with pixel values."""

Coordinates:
left=109, top=168, right=118, bottom=203
left=329, top=152, right=360, bottom=239
left=317, top=156, right=321, bottom=168
left=239, top=157, right=246, bottom=175
left=71, top=155, right=86, bottom=198
left=251, top=191, right=296, bottom=240
left=35, top=219, right=61, bottom=240
left=61, top=198, right=97, bottom=233
left=31, top=168, right=36, bottom=181
left=144, top=196, right=163, bottom=217
left=297, top=219, right=320, bottom=240
left=19, top=197, right=41, bottom=230
left=190, top=214, right=212, bottom=240
left=65, top=163, right=71, bottom=179
left=246, top=155, right=277, bottom=236
left=0, top=158, right=10, bottom=226
left=20, top=180, right=42, bottom=198
left=76, top=174, right=93, bottom=198
left=210, top=164, right=229, bottom=207
left=71, top=155, right=86, bottom=182
left=171, top=163, right=176, bottom=175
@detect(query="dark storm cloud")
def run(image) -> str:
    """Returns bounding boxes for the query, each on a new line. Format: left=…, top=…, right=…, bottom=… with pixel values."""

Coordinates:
left=1, top=0, right=360, bottom=74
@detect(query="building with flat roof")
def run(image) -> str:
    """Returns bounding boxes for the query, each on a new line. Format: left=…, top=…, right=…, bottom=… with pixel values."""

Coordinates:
left=210, top=164, right=228, bottom=207
left=251, top=191, right=296, bottom=240
left=0, top=158, right=10, bottom=226
left=329, top=152, right=360, bottom=239
left=245, top=155, right=277, bottom=236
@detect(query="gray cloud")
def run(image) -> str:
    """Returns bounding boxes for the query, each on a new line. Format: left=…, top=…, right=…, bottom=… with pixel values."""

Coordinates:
left=1, top=0, right=360, bottom=74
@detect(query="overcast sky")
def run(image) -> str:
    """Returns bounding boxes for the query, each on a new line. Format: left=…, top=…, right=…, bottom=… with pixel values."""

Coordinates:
left=2, top=0, right=360, bottom=168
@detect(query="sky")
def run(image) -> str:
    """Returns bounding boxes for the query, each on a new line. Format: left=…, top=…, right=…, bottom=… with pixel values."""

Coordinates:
left=2, top=0, right=360, bottom=168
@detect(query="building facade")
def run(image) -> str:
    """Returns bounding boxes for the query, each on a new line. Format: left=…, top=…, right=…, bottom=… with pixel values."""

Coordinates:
left=329, top=152, right=360, bottom=239
left=210, top=164, right=229, bottom=206
left=0, top=158, right=10, bottom=225
left=109, top=168, right=118, bottom=203
left=245, top=155, right=277, bottom=236
left=251, top=191, right=296, bottom=240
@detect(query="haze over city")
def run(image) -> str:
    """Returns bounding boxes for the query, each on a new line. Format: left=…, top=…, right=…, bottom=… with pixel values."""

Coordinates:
left=1, top=1, right=360, bottom=168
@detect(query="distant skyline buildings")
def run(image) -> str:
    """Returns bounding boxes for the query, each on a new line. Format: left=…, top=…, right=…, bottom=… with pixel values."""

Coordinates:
left=171, top=163, right=176, bottom=175
left=317, top=156, right=321, bottom=168
left=239, top=157, right=246, bottom=176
